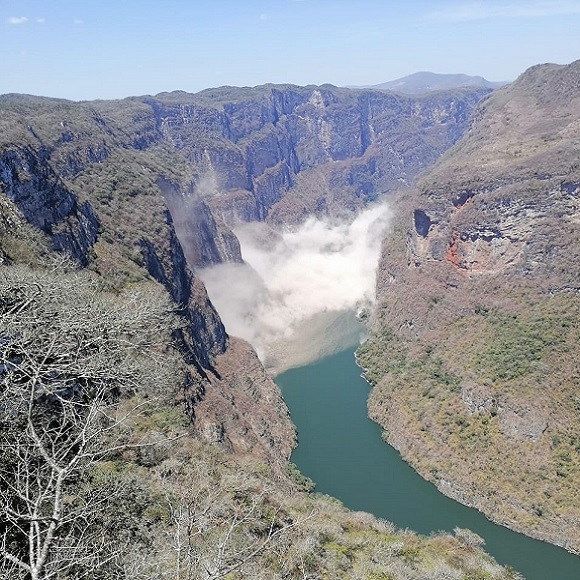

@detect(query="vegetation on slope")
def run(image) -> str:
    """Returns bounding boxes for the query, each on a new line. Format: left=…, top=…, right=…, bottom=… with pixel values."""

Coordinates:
left=0, top=260, right=521, bottom=579
left=359, top=60, right=580, bottom=552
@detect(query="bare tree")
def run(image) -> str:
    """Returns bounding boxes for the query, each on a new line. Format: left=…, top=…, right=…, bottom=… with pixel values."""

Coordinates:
left=0, top=264, right=180, bottom=579
left=199, top=491, right=309, bottom=580
left=160, top=461, right=314, bottom=580
left=1, top=385, right=130, bottom=579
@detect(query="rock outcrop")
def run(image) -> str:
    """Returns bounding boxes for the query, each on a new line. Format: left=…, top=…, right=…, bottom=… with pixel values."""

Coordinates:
left=0, top=146, right=99, bottom=265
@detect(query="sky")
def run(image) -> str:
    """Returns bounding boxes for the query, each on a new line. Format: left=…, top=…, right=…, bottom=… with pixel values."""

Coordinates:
left=1, top=0, right=579, bottom=101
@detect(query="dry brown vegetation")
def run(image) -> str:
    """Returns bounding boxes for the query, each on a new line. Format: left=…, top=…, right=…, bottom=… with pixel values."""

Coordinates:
left=0, top=261, right=521, bottom=579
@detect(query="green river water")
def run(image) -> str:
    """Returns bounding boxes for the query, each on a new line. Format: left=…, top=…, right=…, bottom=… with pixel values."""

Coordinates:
left=276, top=347, right=580, bottom=580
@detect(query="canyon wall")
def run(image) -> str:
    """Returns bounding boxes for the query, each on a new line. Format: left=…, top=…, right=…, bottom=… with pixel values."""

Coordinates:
left=0, top=84, right=485, bottom=461
left=359, top=60, right=580, bottom=552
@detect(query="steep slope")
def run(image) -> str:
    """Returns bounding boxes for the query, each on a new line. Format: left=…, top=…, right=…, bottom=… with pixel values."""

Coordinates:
left=0, top=80, right=494, bottom=469
left=1, top=261, right=520, bottom=579
left=359, top=60, right=580, bottom=552
left=0, top=95, right=294, bottom=464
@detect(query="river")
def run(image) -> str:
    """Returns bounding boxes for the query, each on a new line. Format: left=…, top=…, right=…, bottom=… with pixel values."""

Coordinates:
left=275, top=346, right=580, bottom=580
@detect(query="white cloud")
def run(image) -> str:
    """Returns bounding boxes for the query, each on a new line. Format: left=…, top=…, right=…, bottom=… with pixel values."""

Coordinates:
left=427, top=0, right=580, bottom=22
left=259, top=13, right=268, bottom=20
left=7, top=16, right=28, bottom=25
left=199, top=203, right=391, bottom=370
left=36, top=17, right=45, bottom=24
left=74, top=18, right=84, bottom=25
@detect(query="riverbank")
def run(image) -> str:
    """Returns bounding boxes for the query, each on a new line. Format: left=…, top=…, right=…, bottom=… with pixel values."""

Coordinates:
left=357, top=323, right=580, bottom=555
left=354, top=347, right=579, bottom=555
left=277, top=347, right=580, bottom=580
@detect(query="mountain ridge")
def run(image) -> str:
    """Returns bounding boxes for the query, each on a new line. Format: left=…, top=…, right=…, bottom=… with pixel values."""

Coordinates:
left=359, top=58, right=580, bottom=553
left=351, top=71, right=509, bottom=94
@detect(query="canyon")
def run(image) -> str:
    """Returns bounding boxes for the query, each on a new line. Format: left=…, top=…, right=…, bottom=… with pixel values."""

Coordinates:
left=0, top=82, right=487, bottom=458
left=1, top=61, right=579, bottom=577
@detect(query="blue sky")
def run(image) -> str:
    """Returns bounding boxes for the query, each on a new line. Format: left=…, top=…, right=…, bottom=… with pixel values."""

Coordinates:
left=1, top=0, right=579, bottom=100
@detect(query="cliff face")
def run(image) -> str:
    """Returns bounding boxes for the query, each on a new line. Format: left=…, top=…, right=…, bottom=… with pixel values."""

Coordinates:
left=152, top=85, right=488, bottom=234
left=406, top=61, right=580, bottom=285
left=360, top=60, right=580, bottom=552
left=0, top=83, right=486, bottom=465
left=0, top=95, right=291, bottom=464
left=0, top=145, right=99, bottom=265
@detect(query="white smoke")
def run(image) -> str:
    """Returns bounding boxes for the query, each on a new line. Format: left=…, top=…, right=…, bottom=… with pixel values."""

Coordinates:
left=198, top=202, right=391, bottom=372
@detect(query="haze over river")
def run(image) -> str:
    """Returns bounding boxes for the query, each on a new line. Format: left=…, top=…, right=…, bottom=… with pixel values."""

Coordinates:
left=200, top=205, right=580, bottom=579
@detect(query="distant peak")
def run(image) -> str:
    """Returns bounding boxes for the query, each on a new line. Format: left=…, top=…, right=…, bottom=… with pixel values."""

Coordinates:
left=354, top=72, right=509, bottom=95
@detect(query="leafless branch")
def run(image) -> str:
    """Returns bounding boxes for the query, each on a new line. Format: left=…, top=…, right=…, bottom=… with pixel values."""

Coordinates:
left=0, top=264, right=181, bottom=579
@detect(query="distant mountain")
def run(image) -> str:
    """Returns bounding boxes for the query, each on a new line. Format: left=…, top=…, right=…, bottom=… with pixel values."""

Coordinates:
left=357, top=72, right=508, bottom=94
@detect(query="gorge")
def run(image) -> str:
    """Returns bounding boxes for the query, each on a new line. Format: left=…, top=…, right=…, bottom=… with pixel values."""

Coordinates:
left=1, top=60, right=579, bottom=578
left=198, top=203, right=390, bottom=373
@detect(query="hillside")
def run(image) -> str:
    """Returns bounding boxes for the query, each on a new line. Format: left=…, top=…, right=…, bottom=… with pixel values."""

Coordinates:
left=359, top=60, right=580, bottom=553
left=0, top=84, right=519, bottom=578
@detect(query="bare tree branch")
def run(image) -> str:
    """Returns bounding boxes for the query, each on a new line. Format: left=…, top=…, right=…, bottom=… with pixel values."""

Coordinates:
left=0, top=264, right=181, bottom=579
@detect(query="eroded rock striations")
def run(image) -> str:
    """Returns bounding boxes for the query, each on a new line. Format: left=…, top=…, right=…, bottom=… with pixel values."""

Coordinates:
left=0, top=94, right=291, bottom=465
left=360, top=60, right=580, bottom=552
left=152, top=84, right=488, bottom=232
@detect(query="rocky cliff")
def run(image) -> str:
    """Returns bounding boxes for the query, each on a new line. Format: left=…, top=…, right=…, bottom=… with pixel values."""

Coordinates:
left=0, top=94, right=293, bottom=465
left=0, top=84, right=487, bottom=461
left=1, top=84, right=488, bottom=265
left=151, top=84, right=488, bottom=235
left=359, top=60, right=580, bottom=552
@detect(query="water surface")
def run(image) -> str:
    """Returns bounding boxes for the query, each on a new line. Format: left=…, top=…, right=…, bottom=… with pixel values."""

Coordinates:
left=276, top=347, right=580, bottom=580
